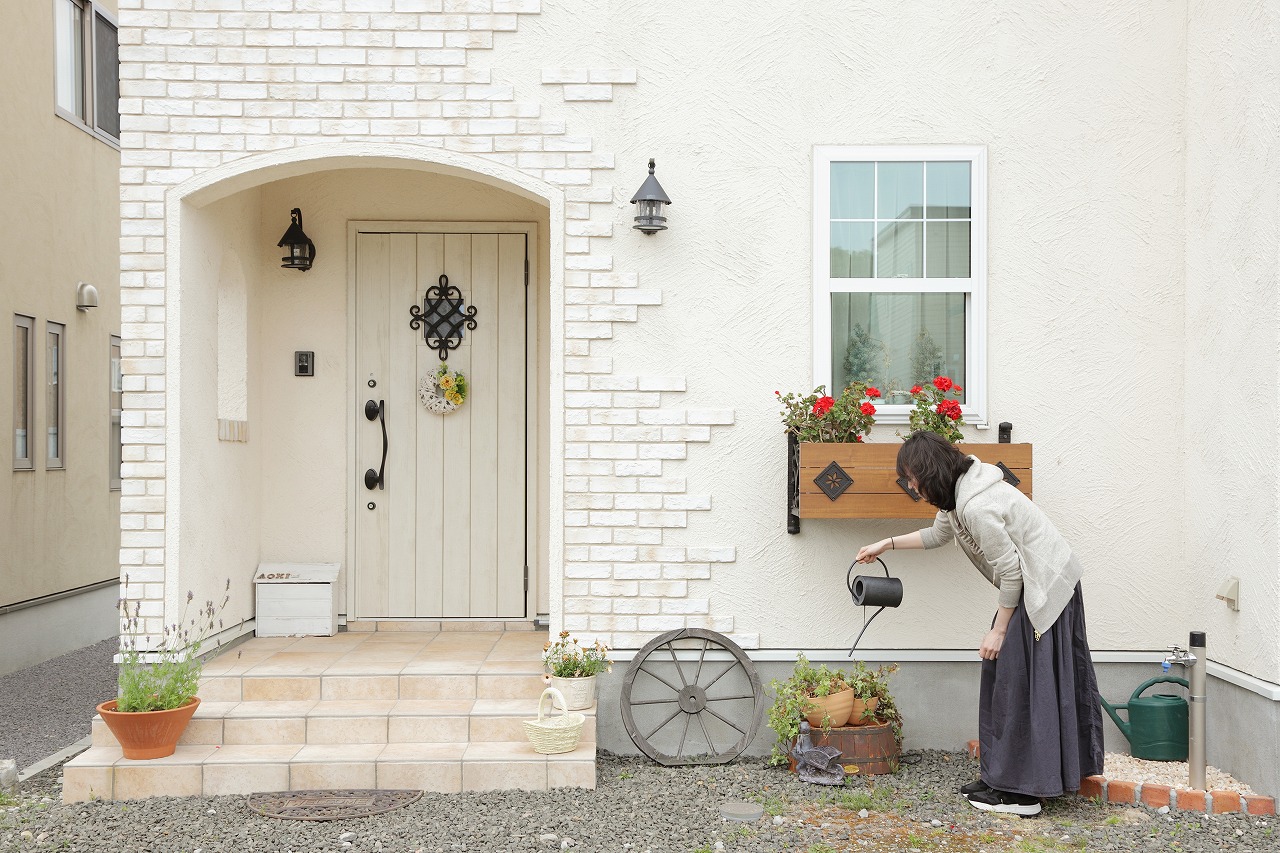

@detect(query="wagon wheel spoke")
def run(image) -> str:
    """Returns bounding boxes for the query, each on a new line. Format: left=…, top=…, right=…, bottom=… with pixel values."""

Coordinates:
left=643, top=707, right=683, bottom=741
left=629, top=697, right=679, bottom=706
left=692, top=639, right=709, bottom=686
left=703, top=705, right=747, bottom=736
left=664, top=642, right=690, bottom=688
left=701, top=661, right=738, bottom=691
left=637, top=663, right=681, bottom=693
left=695, top=709, right=716, bottom=754
left=677, top=712, right=692, bottom=757
left=706, top=694, right=756, bottom=702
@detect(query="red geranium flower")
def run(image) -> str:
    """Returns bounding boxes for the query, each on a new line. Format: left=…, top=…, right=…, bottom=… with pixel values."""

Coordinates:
left=866, top=387, right=882, bottom=399
left=860, top=402, right=876, bottom=416
left=953, top=386, right=962, bottom=394
left=933, top=376, right=953, bottom=392
left=910, top=385, right=923, bottom=395
left=812, top=396, right=835, bottom=416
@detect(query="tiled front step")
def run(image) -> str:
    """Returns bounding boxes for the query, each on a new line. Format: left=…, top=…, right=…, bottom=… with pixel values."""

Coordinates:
left=197, top=669, right=547, bottom=703
left=91, top=699, right=598, bottom=747
left=63, top=740, right=596, bottom=802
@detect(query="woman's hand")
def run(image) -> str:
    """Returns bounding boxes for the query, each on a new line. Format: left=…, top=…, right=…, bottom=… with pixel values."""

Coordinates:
left=979, top=628, right=1006, bottom=660
left=855, top=540, right=890, bottom=564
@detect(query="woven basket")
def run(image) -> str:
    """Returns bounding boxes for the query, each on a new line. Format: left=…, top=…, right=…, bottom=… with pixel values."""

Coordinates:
left=522, top=687, right=585, bottom=755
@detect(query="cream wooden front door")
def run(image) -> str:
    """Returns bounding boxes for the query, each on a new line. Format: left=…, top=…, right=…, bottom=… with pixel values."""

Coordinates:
left=354, top=230, right=528, bottom=618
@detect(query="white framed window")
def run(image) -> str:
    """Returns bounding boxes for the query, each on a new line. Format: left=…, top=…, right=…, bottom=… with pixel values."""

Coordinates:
left=14, top=315, right=35, bottom=471
left=109, top=335, right=121, bottom=490
left=54, top=0, right=119, bottom=144
left=813, top=145, right=987, bottom=425
left=46, top=322, right=66, bottom=469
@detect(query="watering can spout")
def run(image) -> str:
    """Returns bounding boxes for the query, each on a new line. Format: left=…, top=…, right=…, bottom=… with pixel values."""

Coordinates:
left=1099, top=696, right=1131, bottom=742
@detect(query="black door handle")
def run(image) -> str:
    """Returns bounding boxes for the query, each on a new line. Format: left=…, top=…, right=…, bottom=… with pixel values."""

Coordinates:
left=364, top=399, right=386, bottom=490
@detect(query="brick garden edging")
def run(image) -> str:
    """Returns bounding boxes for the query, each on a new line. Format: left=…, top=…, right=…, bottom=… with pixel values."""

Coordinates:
left=965, top=740, right=1276, bottom=816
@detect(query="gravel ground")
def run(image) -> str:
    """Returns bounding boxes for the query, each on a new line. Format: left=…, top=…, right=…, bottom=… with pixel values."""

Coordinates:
left=0, top=638, right=118, bottom=771
left=3, top=751, right=1277, bottom=853
left=1102, top=753, right=1253, bottom=794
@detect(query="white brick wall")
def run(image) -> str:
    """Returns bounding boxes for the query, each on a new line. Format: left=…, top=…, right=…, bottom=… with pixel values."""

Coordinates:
left=118, top=0, right=742, bottom=650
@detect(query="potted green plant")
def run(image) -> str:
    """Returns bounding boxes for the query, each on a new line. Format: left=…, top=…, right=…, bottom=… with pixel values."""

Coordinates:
left=542, top=630, right=611, bottom=711
left=96, top=579, right=232, bottom=760
left=846, top=661, right=903, bottom=737
left=765, top=654, right=856, bottom=766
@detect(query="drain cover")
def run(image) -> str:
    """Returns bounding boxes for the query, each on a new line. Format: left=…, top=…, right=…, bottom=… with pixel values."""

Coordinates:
left=719, top=801, right=765, bottom=822
left=248, top=789, right=422, bottom=821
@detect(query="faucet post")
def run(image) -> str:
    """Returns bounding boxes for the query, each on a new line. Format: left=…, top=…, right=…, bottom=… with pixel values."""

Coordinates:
left=1188, top=631, right=1207, bottom=791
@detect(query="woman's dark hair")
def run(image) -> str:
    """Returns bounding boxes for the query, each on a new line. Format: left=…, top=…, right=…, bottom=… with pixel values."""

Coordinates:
left=896, top=431, right=974, bottom=510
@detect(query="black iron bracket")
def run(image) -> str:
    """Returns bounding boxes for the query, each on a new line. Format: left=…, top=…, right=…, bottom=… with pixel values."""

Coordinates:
left=787, top=432, right=800, bottom=534
left=996, top=461, right=1021, bottom=487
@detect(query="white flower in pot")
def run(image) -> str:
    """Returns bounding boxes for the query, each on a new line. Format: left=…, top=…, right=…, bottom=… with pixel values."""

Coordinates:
left=542, top=631, right=611, bottom=711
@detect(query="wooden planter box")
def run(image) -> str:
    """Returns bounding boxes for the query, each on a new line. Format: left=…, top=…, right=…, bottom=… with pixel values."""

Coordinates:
left=787, top=722, right=901, bottom=776
left=789, top=439, right=1032, bottom=526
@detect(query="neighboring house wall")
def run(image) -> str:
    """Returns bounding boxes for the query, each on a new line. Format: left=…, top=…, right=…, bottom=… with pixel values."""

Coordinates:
left=0, top=0, right=121, bottom=673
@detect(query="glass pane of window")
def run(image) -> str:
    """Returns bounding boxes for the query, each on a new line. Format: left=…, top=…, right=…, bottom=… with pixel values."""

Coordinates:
left=830, top=221, right=873, bottom=278
left=925, top=222, right=971, bottom=278
left=15, top=320, right=31, bottom=465
left=47, top=327, right=62, bottom=465
left=55, top=0, right=85, bottom=118
left=926, top=161, right=971, bottom=218
left=876, top=162, right=923, bottom=220
left=830, top=162, right=874, bottom=220
left=93, top=12, right=120, bottom=138
left=875, top=221, right=922, bottom=278
left=831, top=292, right=966, bottom=401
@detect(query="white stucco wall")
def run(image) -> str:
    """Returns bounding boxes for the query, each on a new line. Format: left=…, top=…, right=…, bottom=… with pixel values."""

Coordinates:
left=119, top=0, right=1280, bottom=686
left=1182, top=0, right=1280, bottom=682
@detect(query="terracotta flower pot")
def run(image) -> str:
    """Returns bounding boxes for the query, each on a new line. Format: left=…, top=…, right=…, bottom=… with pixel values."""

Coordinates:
left=848, top=696, right=880, bottom=726
left=804, top=687, right=854, bottom=728
left=96, top=697, right=200, bottom=760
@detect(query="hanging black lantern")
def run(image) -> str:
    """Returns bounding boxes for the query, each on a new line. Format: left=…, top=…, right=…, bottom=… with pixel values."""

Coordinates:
left=629, top=158, right=671, bottom=234
left=277, top=208, right=316, bottom=271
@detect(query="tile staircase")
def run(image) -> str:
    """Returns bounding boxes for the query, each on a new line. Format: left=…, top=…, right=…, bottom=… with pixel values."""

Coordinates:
left=62, top=630, right=596, bottom=802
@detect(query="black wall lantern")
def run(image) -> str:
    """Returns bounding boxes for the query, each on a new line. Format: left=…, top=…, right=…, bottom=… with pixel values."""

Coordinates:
left=629, top=158, right=671, bottom=234
left=277, top=208, right=316, bottom=271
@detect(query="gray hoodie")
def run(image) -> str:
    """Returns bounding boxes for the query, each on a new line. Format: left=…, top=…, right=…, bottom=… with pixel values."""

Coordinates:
left=919, top=459, right=1082, bottom=635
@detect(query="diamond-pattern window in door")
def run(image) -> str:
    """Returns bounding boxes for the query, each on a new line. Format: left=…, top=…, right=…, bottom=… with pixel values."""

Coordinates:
left=409, top=273, right=479, bottom=360
left=815, top=461, right=853, bottom=501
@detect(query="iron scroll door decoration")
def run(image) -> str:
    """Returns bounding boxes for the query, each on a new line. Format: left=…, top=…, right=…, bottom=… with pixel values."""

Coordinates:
left=409, top=274, right=478, bottom=360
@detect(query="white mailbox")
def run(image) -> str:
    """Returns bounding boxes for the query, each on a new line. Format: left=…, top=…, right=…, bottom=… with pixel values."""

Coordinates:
left=254, top=562, right=341, bottom=637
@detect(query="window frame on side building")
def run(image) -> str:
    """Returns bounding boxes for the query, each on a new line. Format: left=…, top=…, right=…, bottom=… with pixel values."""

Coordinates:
left=53, top=0, right=120, bottom=146
left=46, top=321, right=66, bottom=470
left=812, top=144, right=987, bottom=426
left=14, top=315, right=35, bottom=471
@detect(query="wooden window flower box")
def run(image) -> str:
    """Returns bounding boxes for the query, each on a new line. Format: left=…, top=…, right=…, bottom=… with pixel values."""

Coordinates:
left=786, top=435, right=1032, bottom=530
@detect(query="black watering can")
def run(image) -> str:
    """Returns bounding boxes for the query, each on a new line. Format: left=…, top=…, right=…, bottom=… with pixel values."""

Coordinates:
left=1100, top=675, right=1189, bottom=761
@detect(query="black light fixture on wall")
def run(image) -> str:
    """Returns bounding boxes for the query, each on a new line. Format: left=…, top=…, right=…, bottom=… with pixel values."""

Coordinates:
left=277, top=208, right=316, bottom=271
left=629, top=159, right=671, bottom=234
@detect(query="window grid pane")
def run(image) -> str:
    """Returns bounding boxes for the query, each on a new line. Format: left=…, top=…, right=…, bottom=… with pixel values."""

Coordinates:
left=830, top=160, right=972, bottom=280
left=47, top=324, right=65, bottom=468
left=55, top=0, right=85, bottom=118
left=93, top=11, right=120, bottom=138
left=14, top=317, right=33, bottom=469
left=831, top=292, right=967, bottom=401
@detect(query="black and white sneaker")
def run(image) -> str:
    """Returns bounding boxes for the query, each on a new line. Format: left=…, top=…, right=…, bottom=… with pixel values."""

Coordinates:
left=966, top=788, right=1042, bottom=816
left=959, top=779, right=991, bottom=797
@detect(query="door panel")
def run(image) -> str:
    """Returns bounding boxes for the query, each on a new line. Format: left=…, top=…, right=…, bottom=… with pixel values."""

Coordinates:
left=355, top=230, right=527, bottom=619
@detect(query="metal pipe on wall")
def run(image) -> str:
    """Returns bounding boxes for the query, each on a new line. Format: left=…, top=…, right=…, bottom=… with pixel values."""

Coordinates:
left=1188, top=631, right=1207, bottom=791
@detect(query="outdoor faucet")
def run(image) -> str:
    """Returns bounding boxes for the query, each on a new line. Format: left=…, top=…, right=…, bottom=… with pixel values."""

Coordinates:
left=1161, top=645, right=1197, bottom=672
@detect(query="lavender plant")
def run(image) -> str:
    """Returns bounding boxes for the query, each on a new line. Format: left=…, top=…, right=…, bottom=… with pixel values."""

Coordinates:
left=115, top=578, right=234, bottom=712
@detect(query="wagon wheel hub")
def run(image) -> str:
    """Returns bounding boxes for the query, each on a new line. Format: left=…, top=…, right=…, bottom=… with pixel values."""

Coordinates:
left=677, top=685, right=707, bottom=714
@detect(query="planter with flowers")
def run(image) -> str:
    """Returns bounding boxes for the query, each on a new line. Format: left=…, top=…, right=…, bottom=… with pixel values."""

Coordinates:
left=782, top=377, right=1032, bottom=526
left=542, top=630, right=611, bottom=711
left=97, top=580, right=233, bottom=759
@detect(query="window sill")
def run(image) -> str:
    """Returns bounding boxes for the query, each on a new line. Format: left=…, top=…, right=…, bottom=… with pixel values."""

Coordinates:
left=54, top=108, right=121, bottom=151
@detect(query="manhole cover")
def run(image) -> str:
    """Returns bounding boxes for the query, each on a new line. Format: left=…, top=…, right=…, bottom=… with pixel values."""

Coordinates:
left=720, top=801, right=765, bottom=822
left=248, top=789, right=423, bottom=821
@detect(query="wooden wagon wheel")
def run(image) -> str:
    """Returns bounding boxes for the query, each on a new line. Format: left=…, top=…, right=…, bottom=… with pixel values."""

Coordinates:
left=621, top=628, right=765, bottom=766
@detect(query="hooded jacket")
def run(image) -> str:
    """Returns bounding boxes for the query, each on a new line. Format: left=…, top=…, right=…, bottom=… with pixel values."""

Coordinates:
left=918, top=459, right=1081, bottom=635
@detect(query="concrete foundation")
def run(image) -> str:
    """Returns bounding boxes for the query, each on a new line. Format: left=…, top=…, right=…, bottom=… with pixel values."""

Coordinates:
left=0, top=583, right=118, bottom=676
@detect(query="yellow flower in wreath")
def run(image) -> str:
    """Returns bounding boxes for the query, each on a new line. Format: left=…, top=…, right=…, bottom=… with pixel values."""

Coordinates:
left=438, top=374, right=456, bottom=390
left=446, top=390, right=463, bottom=405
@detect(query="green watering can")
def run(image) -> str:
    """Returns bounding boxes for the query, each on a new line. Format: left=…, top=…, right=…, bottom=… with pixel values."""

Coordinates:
left=1100, top=675, right=1189, bottom=761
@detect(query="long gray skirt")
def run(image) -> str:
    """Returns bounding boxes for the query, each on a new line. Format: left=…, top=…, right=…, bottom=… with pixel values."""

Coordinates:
left=978, top=583, right=1105, bottom=798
